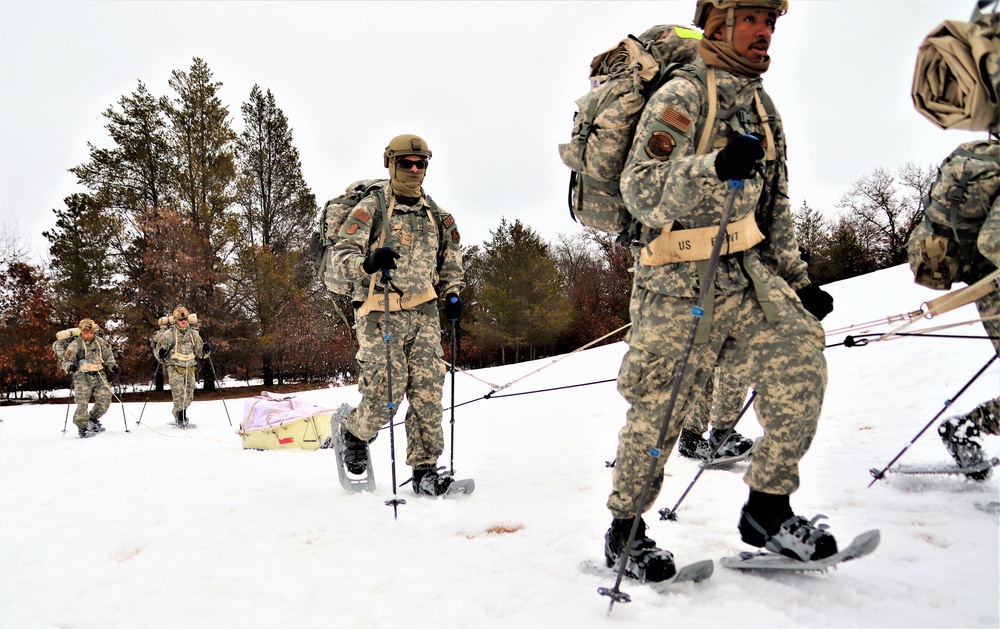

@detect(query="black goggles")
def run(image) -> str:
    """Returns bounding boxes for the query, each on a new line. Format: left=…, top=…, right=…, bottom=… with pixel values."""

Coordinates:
left=396, top=157, right=427, bottom=170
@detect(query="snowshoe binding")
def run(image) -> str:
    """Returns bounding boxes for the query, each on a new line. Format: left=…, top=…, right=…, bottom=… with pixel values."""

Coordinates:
left=939, top=414, right=991, bottom=481
left=604, top=516, right=677, bottom=583
left=87, top=419, right=106, bottom=433
left=678, top=429, right=712, bottom=460
left=738, top=490, right=838, bottom=561
left=78, top=426, right=99, bottom=439
left=708, top=428, right=754, bottom=458
left=331, top=404, right=375, bottom=493
left=411, top=468, right=475, bottom=496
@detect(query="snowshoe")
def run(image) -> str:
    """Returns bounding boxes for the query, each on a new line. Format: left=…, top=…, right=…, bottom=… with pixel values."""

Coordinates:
left=723, top=529, right=879, bottom=572
left=78, top=426, right=98, bottom=439
left=604, top=516, right=677, bottom=583
left=677, top=429, right=712, bottom=460
left=411, top=468, right=475, bottom=496
left=331, top=404, right=375, bottom=493
left=709, top=428, right=754, bottom=458
left=87, top=419, right=106, bottom=433
left=939, top=415, right=991, bottom=481
left=739, top=508, right=838, bottom=561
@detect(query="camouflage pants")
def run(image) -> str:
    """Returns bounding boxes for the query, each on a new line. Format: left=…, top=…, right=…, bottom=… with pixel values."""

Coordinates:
left=166, top=365, right=197, bottom=414
left=347, top=308, right=446, bottom=469
left=682, top=364, right=750, bottom=435
left=967, top=288, right=1000, bottom=434
left=71, top=372, right=112, bottom=430
left=608, top=281, right=827, bottom=520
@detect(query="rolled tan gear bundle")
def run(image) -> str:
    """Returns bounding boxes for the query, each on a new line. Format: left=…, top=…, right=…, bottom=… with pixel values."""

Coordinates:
left=912, top=9, right=999, bottom=132
left=156, top=313, right=199, bottom=327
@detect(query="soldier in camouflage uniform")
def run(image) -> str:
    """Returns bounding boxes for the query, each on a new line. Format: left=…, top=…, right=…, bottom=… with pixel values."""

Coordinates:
left=603, top=0, right=839, bottom=581
left=329, top=134, right=465, bottom=496
left=52, top=318, right=119, bottom=438
left=154, top=306, right=209, bottom=427
left=907, top=98, right=1000, bottom=480
left=908, top=9, right=1000, bottom=481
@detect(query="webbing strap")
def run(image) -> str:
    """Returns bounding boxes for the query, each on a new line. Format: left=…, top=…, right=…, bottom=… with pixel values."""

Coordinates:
left=694, top=260, right=714, bottom=344
left=696, top=67, right=718, bottom=156
left=740, top=255, right=779, bottom=323
left=753, top=90, right=776, bottom=161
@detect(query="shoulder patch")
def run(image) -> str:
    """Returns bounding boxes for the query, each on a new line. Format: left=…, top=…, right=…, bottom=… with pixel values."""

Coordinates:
left=659, top=107, right=691, bottom=133
left=351, top=208, right=371, bottom=223
left=645, top=131, right=676, bottom=160
left=451, top=229, right=460, bottom=243
left=442, top=215, right=454, bottom=229
left=345, top=223, right=359, bottom=235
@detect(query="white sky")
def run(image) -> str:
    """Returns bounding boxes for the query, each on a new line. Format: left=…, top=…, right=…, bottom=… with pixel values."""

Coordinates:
left=0, top=0, right=986, bottom=264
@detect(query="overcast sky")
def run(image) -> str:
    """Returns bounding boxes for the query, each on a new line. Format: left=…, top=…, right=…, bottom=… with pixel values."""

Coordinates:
left=0, top=0, right=985, bottom=265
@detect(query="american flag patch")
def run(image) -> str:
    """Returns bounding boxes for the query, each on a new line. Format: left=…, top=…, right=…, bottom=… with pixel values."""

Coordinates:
left=352, top=208, right=370, bottom=222
left=659, top=108, right=691, bottom=133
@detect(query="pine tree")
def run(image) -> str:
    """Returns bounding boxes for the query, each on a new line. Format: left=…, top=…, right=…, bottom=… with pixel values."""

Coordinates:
left=470, top=218, right=574, bottom=364
left=792, top=200, right=831, bottom=281
left=232, top=85, right=317, bottom=385
left=42, top=193, right=118, bottom=324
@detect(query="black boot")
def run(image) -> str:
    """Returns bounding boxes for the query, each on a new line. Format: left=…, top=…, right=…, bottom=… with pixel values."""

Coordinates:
left=340, top=425, right=370, bottom=475
left=677, top=429, right=711, bottom=460
left=604, top=516, right=676, bottom=582
left=939, top=413, right=990, bottom=481
left=708, top=428, right=753, bottom=457
left=412, top=468, right=454, bottom=496
left=739, top=490, right=837, bottom=561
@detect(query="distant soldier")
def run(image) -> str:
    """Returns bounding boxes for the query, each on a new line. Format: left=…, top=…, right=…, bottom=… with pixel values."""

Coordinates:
left=154, top=306, right=209, bottom=428
left=52, top=318, right=119, bottom=438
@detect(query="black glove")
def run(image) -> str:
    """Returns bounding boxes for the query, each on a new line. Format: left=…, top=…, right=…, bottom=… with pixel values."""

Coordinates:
left=68, top=363, right=79, bottom=374
left=202, top=342, right=211, bottom=354
left=797, top=284, right=834, bottom=321
left=110, top=364, right=120, bottom=375
left=714, top=134, right=765, bottom=181
left=158, top=347, right=168, bottom=359
left=362, top=247, right=400, bottom=274
left=443, top=294, right=463, bottom=321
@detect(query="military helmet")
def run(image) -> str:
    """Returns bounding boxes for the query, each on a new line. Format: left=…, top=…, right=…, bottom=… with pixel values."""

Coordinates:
left=78, top=318, right=98, bottom=331
left=173, top=306, right=189, bottom=321
left=383, top=134, right=432, bottom=168
left=694, top=0, right=788, bottom=29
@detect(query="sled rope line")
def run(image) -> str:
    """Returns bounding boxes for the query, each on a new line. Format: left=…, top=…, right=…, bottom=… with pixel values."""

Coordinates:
left=828, top=315, right=999, bottom=348
left=444, top=322, right=630, bottom=393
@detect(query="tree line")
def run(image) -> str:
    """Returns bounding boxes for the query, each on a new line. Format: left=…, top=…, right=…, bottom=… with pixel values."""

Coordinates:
left=0, top=57, right=936, bottom=400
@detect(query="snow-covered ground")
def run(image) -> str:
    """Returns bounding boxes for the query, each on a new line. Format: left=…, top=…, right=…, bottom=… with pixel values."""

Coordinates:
left=1, top=265, right=997, bottom=628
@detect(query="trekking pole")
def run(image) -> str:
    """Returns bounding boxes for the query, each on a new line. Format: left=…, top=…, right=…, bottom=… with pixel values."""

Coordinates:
left=659, top=389, right=758, bottom=522
left=136, top=362, right=161, bottom=426
left=448, top=314, right=458, bottom=476
left=61, top=389, right=72, bottom=435
left=381, top=261, right=406, bottom=520
left=99, top=371, right=129, bottom=433
left=868, top=353, right=998, bottom=486
left=206, top=353, right=232, bottom=426
left=600, top=179, right=744, bottom=614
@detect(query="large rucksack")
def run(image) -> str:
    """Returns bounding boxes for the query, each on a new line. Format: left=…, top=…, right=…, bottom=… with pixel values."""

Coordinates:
left=310, top=179, right=389, bottom=295
left=909, top=139, right=1000, bottom=290
left=558, top=25, right=703, bottom=245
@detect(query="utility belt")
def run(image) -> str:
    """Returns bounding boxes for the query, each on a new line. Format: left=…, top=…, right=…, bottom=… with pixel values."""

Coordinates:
left=80, top=363, right=105, bottom=372
left=169, top=365, right=198, bottom=375
left=640, top=213, right=765, bottom=266
left=171, top=352, right=196, bottom=361
left=354, top=287, right=437, bottom=318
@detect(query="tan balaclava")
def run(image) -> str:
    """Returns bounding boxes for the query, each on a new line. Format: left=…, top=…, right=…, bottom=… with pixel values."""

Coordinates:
left=699, top=4, right=777, bottom=78
left=383, top=134, right=431, bottom=200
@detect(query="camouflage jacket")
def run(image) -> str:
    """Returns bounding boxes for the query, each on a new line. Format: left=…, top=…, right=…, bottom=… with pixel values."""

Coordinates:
left=330, top=182, right=465, bottom=308
left=155, top=324, right=206, bottom=368
left=53, top=335, right=117, bottom=377
left=621, top=57, right=808, bottom=299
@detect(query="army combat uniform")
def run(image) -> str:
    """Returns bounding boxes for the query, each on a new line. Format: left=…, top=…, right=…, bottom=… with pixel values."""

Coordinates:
left=330, top=181, right=464, bottom=471
left=610, top=53, right=827, bottom=519
left=908, top=138, right=1000, bottom=478
left=53, top=327, right=118, bottom=434
left=155, top=316, right=207, bottom=422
